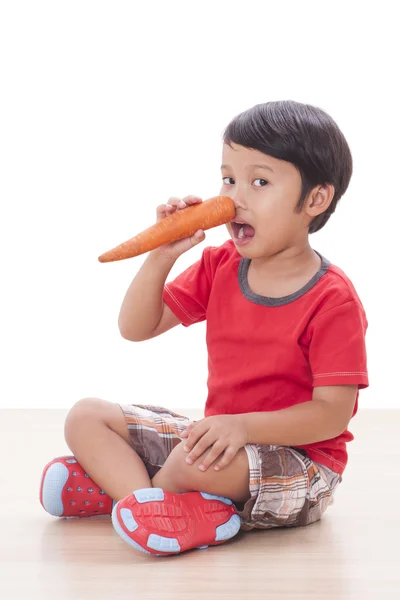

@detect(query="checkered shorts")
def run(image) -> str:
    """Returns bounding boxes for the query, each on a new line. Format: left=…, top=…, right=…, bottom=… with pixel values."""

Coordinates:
left=119, top=403, right=341, bottom=530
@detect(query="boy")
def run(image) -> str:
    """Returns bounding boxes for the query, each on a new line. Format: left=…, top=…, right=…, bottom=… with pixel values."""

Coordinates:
left=40, top=100, right=368, bottom=556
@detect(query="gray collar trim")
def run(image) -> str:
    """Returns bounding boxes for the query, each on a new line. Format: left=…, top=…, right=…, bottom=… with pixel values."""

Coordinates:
left=238, top=251, right=331, bottom=307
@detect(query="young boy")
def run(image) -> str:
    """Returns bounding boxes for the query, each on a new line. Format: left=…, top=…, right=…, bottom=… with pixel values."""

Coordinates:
left=40, top=100, right=368, bottom=556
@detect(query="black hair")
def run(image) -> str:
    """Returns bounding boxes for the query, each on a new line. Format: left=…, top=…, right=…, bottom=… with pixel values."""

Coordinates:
left=222, top=100, right=353, bottom=233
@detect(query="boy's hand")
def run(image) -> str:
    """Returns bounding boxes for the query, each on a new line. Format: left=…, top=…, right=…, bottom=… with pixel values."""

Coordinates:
left=152, top=195, right=205, bottom=260
left=181, top=415, right=249, bottom=472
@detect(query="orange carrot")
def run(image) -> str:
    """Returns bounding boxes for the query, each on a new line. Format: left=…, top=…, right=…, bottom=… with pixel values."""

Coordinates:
left=98, top=195, right=236, bottom=263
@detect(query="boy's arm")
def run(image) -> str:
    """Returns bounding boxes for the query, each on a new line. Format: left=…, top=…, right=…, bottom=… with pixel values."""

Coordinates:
left=118, top=250, right=179, bottom=342
left=241, top=384, right=358, bottom=446
left=182, top=385, right=358, bottom=470
left=118, top=195, right=206, bottom=342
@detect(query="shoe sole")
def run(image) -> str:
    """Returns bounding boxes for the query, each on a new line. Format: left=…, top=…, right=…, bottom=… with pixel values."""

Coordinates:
left=112, top=488, right=241, bottom=556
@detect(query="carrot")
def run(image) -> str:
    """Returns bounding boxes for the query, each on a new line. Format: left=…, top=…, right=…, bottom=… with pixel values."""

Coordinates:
left=98, top=195, right=236, bottom=263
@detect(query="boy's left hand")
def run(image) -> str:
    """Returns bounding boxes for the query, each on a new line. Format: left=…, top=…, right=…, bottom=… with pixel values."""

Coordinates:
left=181, top=415, right=248, bottom=471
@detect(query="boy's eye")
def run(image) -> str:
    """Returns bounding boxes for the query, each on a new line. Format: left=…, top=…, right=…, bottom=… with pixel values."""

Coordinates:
left=221, top=177, right=268, bottom=187
left=254, top=179, right=268, bottom=187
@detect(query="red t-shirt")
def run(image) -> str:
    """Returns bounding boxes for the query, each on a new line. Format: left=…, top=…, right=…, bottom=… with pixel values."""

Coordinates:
left=162, top=240, right=368, bottom=474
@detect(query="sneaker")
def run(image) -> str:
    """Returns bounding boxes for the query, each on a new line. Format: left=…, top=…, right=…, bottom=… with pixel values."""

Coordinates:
left=40, top=456, right=113, bottom=517
left=112, top=487, right=241, bottom=556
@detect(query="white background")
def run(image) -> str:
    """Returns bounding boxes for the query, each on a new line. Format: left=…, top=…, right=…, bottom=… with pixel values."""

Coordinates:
left=1, top=1, right=398, bottom=410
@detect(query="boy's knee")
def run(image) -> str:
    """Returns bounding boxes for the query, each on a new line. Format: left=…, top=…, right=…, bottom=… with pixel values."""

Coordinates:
left=153, top=442, right=197, bottom=492
left=64, top=398, right=126, bottom=446
left=65, top=397, right=101, bottom=424
left=64, top=398, right=98, bottom=443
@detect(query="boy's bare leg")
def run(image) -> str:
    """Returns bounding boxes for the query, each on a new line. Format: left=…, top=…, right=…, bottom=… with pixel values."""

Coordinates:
left=152, top=442, right=251, bottom=507
left=64, top=398, right=151, bottom=501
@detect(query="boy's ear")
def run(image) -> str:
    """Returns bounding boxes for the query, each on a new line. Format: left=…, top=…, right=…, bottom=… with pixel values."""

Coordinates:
left=305, top=184, right=335, bottom=217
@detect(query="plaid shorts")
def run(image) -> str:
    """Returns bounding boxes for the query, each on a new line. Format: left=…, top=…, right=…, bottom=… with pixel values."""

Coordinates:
left=119, top=403, right=342, bottom=531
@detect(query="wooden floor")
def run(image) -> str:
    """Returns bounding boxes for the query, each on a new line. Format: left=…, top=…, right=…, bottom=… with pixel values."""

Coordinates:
left=0, top=409, right=398, bottom=599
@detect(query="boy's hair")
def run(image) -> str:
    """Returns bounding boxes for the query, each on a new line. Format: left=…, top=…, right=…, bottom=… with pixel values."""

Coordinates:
left=222, top=100, right=353, bottom=233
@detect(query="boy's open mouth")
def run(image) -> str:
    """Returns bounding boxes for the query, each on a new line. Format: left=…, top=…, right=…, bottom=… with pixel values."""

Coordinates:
left=230, top=220, right=256, bottom=241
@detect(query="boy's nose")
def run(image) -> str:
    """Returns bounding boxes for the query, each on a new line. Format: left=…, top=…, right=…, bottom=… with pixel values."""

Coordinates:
left=228, top=188, right=247, bottom=209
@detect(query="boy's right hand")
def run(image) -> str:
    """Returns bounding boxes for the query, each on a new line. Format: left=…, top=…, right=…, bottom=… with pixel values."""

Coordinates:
left=151, top=195, right=206, bottom=260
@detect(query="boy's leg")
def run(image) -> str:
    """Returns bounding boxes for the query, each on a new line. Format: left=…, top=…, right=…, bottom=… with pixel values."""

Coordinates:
left=64, top=398, right=152, bottom=500
left=152, top=441, right=251, bottom=507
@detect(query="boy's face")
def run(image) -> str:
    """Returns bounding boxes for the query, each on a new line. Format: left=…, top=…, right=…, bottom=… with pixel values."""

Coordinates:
left=220, top=143, right=310, bottom=259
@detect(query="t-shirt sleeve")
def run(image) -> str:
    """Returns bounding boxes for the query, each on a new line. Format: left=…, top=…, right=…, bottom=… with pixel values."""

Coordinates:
left=162, top=246, right=213, bottom=327
left=308, top=300, right=369, bottom=389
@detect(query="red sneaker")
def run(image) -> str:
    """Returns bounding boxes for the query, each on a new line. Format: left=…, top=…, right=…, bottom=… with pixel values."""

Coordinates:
left=40, top=456, right=113, bottom=517
left=112, top=488, right=241, bottom=556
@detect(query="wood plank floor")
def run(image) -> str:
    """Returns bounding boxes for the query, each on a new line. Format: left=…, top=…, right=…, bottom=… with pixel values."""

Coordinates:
left=0, top=409, right=398, bottom=599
